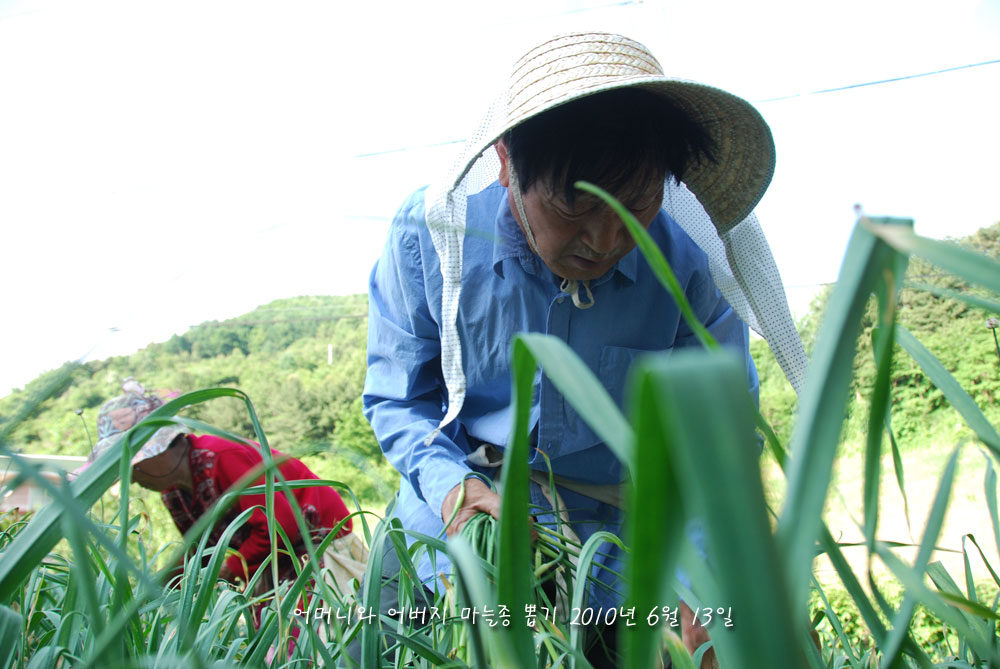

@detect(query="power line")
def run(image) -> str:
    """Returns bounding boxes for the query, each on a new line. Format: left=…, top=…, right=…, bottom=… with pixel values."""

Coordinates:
left=354, top=139, right=464, bottom=159
left=755, top=58, right=1000, bottom=103
left=353, top=57, right=1000, bottom=159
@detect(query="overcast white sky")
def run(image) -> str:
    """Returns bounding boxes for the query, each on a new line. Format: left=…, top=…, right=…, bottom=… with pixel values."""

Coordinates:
left=1, top=0, right=999, bottom=397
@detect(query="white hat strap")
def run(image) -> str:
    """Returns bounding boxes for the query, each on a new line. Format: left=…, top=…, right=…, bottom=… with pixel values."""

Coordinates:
left=507, top=162, right=541, bottom=257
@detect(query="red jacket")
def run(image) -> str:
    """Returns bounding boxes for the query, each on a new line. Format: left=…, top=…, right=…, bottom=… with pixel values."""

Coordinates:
left=161, top=434, right=352, bottom=580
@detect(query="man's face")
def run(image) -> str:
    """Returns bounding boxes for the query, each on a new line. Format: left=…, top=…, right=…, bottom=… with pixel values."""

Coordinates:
left=497, top=141, right=663, bottom=281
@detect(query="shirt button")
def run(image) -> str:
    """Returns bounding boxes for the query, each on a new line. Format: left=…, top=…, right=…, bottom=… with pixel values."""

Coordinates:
left=556, top=297, right=564, bottom=304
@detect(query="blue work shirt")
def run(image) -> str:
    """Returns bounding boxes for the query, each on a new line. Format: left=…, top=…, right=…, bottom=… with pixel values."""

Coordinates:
left=363, top=182, right=759, bottom=608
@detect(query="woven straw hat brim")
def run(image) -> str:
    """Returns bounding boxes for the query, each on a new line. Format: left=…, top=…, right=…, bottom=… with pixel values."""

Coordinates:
left=90, top=423, right=189, bottom=465
left=457, top=32, right=775, bottom=232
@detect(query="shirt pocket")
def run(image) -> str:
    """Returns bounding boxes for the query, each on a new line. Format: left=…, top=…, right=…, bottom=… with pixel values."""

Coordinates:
left=559, top=345, right=671, bottom=458
left=598, top=344, right=671, bottom=408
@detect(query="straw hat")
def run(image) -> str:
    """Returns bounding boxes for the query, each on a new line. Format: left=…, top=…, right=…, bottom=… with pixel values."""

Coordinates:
left=423, top=31, right=800, bottom=440
left=481, top=32, right=775, bottom=233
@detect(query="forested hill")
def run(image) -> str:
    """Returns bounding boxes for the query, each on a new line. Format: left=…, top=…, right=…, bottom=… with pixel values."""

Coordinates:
left=752, top=221, right=1000, bottom=448
left=0, top=294, right=397, bottom=504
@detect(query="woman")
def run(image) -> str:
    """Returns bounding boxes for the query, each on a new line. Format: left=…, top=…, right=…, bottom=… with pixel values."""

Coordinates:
left=78, top=379, right=367, bottom=600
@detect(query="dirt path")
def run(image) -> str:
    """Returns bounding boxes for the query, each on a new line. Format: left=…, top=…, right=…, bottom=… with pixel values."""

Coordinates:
left=763, top=441, right=998, bottom=592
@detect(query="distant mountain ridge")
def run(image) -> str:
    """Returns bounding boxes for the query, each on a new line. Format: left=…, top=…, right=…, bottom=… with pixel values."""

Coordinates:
left=0, top=293, right=395, bottom=505
left=4, top=221, right=999, bottom=487
left=752, top=221, right=1000, bottom=447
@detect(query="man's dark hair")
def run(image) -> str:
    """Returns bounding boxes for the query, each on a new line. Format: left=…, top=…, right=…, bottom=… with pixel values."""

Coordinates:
left=504, top=88, right=717, bottom=207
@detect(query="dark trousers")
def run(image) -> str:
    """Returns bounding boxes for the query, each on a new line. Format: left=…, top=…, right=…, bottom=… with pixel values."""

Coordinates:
left=342, top=532, right=435, bottom=667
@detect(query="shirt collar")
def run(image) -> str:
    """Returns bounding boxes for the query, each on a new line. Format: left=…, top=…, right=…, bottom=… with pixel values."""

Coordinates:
left=491, top=189, right=639, bottom=285
left=492, top=192, right=539, bottom=278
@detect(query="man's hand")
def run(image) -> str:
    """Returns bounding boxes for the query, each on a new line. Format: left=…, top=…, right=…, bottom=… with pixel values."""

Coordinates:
left=441, top=477, right=501, bottom=537
left=680, top=601, right=718, bottom=669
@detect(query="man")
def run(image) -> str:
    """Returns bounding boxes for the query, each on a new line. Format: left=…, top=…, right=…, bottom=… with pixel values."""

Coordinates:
left=364, top=32, right=803, bottom=667
left=78, top=380, right=366, bottom=599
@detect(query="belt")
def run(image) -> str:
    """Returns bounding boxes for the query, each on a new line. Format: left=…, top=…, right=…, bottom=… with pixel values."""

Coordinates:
left=467, top=443, right=626, bottom=510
